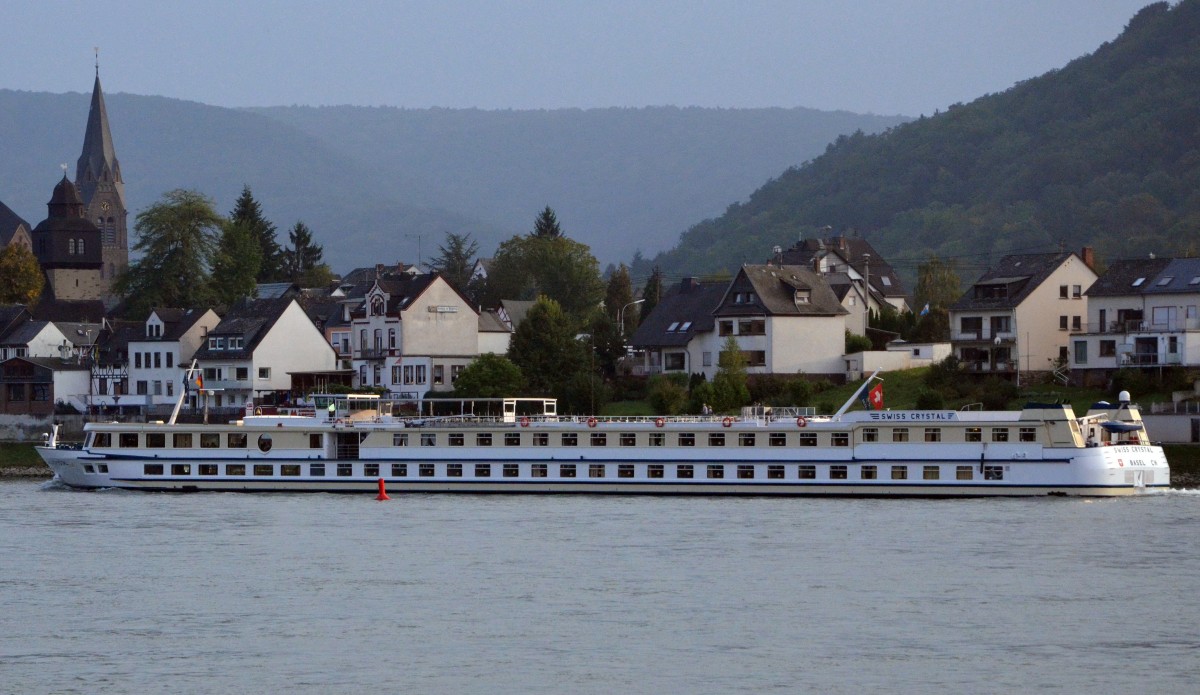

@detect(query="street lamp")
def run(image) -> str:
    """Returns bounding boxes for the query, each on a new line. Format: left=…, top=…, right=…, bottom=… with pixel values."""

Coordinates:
left=618, top=299, right=646, bottom=339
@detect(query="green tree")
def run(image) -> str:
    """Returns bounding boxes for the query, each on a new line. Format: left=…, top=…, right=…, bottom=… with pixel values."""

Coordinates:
left=587, top=310, right=625, bottom=379
left=114, top=189, right=222, bottom=316
left=914, top=255, right=961, bottom=312
left=430, top=232, right=479, bottom=293
left=647, top=375, right=689, bottom=415
left=604, top=263, right=638, bottom=335
left=451, top=353, right=526, bottom=397
left=485, top=232, right=603, bottom=319
left=507, top=296, right=589, bottom=399
left=0, top=243, right=44, bottom=305
left=639, top=265, right=662, bottom=321
left=281, top=221, right=331, bottom=287
left=210, top=220, right=262, bottom=306
left=230, top=185, right=283, bottom=282
left=712, top=336, right=751, bottom=412
left=532, top=206, right=563, bottom=239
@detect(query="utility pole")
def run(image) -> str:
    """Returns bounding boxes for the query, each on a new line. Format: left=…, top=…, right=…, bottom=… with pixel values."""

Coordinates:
left=405, top=233, right=425, bottom=272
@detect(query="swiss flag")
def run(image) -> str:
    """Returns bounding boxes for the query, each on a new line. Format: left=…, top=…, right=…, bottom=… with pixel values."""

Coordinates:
left=868, top=383, right=884, bottom=410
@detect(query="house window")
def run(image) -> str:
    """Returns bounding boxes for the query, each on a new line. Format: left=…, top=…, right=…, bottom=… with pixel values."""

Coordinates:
left=236, top=367, right=249, bottom=381
left=1019, top=428, right=1037, bottom=442
left=1059, top=316, right=1068, bottom=331
left=154, top=352, right=161, bottom=368
left=370, top=295, right=385, bottom=315
left=1075, top=341, right=1088, bottom=364
left=719, top=320, right=734, bottom=336
left=388, top=328, right=396, bottom=349
left=702, top=352, right=712, bottom=367
left=433, top=365, right=444, bottom=386
left=1100, top=340, right=1116, bottom=357
left=1059, top=285, right=1068, bottom=298
left=1072, top=285, right=1082, bottom=298
left=258, top=367, right=270, bottom=379
left=1072, top=316, right=1081, bottom=331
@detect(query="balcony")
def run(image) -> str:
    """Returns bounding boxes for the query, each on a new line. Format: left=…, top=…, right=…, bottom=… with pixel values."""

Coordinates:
left=951, top=330, right=1017, bottom=344
left=961, top=360, right=1018, bottom=374
left=355, top=348, right=397, bottom=360
left=1087, top=319, right=1200, bottom=334
left=1122, top=352, right=1183, bottom=366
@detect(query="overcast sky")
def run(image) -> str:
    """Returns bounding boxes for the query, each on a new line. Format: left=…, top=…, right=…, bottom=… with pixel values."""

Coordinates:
left=2, top=0, right=1154, bottom=116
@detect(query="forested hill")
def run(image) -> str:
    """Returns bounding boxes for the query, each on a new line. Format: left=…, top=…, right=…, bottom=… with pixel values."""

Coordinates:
left=635, top=1, right=1200, bottom=285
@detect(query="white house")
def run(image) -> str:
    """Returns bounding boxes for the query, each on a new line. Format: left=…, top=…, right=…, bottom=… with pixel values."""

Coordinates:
left=0, top=319, right=70, bottom=361
left=125, top=308, right=221, bottom=410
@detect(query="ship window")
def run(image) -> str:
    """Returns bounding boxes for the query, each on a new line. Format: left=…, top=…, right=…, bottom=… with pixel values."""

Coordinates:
left=98, top=465, right=108, bottom=473
left=532, top=432, right=549, bottom=446
left=476, top=433, right=493, bottom=446
left=201, top=433, right=220, bottom=448
left=561, top=433, right=577, bottom=447
left=924, top=428, right=941, bottom=442
left=966, top=427, right=982, bottom=442
left=505, top=433, right=521, bottom=446
left=228, top=433, right=247, bottom=448
left=531, top=464, right=548, bottom=478
left=391, top=464, right=406, bottom=477
left=709, top=433, right=725, bottom=447
left=254, top=464, right=273, bottom=476
left=416, top=463, right=433, bottom=477
left=93, top=433, right=112, bottom=447
left=422, top=433, right=437, bottom=446
left=309, top=433, right=322, bottom=449
left=503, top=463, right=519, bottom=477
left=737, top=465, right=755, bottom=479
left=170, top=463, right=192, bottom=475
left=146, top=433, right=165, bottom=448
left=1019, top=427, right=1037, bottom=442
left=830, top=465, right=848, bottom=479
left=364, top=464, right=379, bottom=477
left=769, top=433, right=787, bottom=447
left=678, top=433, right=695, bottom=447
left=589, top=464, right=605, bottom=478
left=257, top=434, right=272, bottom=452
left=590, top=433, right=607, bottom=447
left=226, top=464, right=246, bottom=476
left=832, top=433, right=849, bottom=447
left=393, top=433, right=409, bottom=446
left=618, top=464, right=635, bottom=478
left=337, top=464, right=352, bottom=476
left=798, top=465, right=816, bottom=479
left=891, top=465, right=907, bottom=480
left=677, top=464, right=694, bottom=479
left=862, top=427, right=878, bottom=443
left=449, top=433, right=465, bottom=447
left=992, top=428, right=1009, bottom=442
left=199, top=464, right=217, bottom=476
left=144, top=463, right=164, bottom=475
left=310, top=464, right=325, bottom=477
left=739, top=433, right=756, bottom=447
left=892, top=428, right=909, bottom=442
left=956, top=466, right=973, bottom=480
left=861, top=465, right=878, bottom=480
left=923, top=465, right=940, bottom=480
left=119, top=433, right=139, bottom=448
left=706, top=464, right=724, bottom=479
left=984, top=465, right=1004, bottom=480
left=448, top=463, right=463, bottom=477
left=649, top=433, right=665, bottom=447
left=475, top=464, right=491, bottom=477
left=282, top=465, right=301, bottom=477
left=173, top=433, right=192, bottom=448
left=620, top=433, right=636, bottom=447
left=799, top=433, right=817, bottom=447
left=768, top=465, right=785, bottom=479
left=648, top=464, right=665, bottom=479
left=559, top=464, right=576, bottom=478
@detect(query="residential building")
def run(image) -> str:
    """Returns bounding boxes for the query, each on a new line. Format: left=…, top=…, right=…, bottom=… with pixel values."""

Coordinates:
left=478, top=309, right=512, bottom=355
left=0, top=357, right=90, bottom=415
left=193, top=297, right=336, bottom=408
left=779, top=234, right=910, bottom=313
left=125, top=308, right=221, bottom=410
left=949, top=249, right=1097, bottom=379
left=0, top=318, right=70, bottom=361
left=629, top=278, right=726, bottom=377
left=1069, top=257, right=1200, bottom=386
left=0, top=199, right=32, bottom=251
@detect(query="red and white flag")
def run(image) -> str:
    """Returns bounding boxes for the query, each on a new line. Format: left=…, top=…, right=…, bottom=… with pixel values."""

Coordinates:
left=868, top=383, right=884, bottom=410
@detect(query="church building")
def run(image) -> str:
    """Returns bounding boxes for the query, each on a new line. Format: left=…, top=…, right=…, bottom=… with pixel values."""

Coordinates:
left=74, top=67, right=129, bottom=295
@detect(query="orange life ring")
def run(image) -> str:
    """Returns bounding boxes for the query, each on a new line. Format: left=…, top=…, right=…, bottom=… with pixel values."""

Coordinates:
left=796, top=416, right=807, bottom=428
left=587, top=417, right=598, bottom=428
left=519, top=416, right=531, bottom=428
left=722, top=417, right=732, bottom=428
left=655, top=417, right=665, bottom=428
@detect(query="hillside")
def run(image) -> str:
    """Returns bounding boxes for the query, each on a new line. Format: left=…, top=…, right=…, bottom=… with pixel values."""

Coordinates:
left=635, top=0, right=1200, bottom=285
left=0, top=91, right=906, bottom=272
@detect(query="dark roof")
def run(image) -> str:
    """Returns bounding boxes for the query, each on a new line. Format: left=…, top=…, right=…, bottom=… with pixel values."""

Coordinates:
left=1139, top=258, right=1200, bottom=295
left=296, top=295, right=343, bottom=332
left=0, top=199, right=30, bottom=246
left=478, top=309, right=509, bottom=333
left=630, top=278, right=727, bottom=348
left=145, top=308, right=215, bottom=341
left=7, top=356, right=89, bottom=372
left=0, top=320, right=53, bottom=346
left=52, top=321, right=102, bottom=346
left=194, top=297, right=295, bottom=360
left=29, top=297, right=107, bottom=323
left=715, top=265, right=847, bottom=318
left=374, top=275, right=439, bottom=314
left=951, top=251, right=1075, bottom=312
left=95, top=321, right=141, bottom=364
left=255, top=282, right=299, bottom=299
left=779, top=236, right=908, bottom=299
left=1084, top=258, right=1173, bottom=297
left=0, top=305, right=32, bottom=341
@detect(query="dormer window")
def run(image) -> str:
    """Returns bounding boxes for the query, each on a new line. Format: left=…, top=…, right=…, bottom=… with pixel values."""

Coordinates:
left=795, top=290, right=811, bottom=305
left=734, top=293, right=743, bottom=304
left=370, top=295, right=385, bottom=316
left=747, top=293, right=756, bottom=304
left=208, top=337, right=217, bottom=350
left=881, top=276, right=892, bottom=287
left=215, top=337, right=226, bottom=350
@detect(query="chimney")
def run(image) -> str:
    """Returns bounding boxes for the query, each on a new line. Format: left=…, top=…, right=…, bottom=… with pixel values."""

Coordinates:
left=1081, top=246, right=1095, bottom=270
left=680, top=277, right=699, bottom=293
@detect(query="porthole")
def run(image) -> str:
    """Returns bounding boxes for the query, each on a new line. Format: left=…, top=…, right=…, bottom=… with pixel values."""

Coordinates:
left=258, top=434, right=272, bottom=452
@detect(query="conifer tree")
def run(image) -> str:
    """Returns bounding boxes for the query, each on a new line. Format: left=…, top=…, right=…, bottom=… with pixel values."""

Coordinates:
left=281, top=221, right=331, bottom=286
left=639, top=266, right=663, bottom=321
left=211, top=220, right=263, bottom=306
left=531, top=206, right=563, bottom=239
left=429, top=232, right=479, bottom=292
left=230, top=185, right=283, bottom=282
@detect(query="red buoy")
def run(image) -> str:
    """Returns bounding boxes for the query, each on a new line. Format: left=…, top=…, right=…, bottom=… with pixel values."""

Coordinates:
left=376, top=477, right=390, bottom=501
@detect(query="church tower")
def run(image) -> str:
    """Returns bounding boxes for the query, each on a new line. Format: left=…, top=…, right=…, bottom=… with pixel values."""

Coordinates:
left=74, top=61, right=128, bottom=297
left=31, top=175, right=104, bottom=301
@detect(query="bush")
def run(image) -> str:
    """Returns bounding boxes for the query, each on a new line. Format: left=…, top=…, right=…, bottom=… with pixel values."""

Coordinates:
left=787, top=379, right=813, bottom=407
left=647, top=375, right=689, bottom=415
left=816, top=399, right=836, bottom=415
left=1110, top=368, right=1152, bottom=396
left=975, top=377, right=1019, bottom=410
left=845, top=331, right=873, bottom=354
left=914, top=389, right=945, bottom=410
left=689, top=381, right=716, bottom=414
left=748, top=375, right=790, bottom=403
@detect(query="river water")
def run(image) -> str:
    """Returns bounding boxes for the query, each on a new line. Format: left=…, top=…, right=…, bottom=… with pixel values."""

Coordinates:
left=1, top=481, right=1197, bottom=694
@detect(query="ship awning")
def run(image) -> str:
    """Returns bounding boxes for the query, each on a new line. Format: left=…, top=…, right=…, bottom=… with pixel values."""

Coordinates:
left=1099, top=421, right=1143, bottom=433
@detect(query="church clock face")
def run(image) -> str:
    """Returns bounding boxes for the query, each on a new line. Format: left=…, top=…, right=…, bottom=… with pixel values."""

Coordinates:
left=100, top=201, right=111, bottom=212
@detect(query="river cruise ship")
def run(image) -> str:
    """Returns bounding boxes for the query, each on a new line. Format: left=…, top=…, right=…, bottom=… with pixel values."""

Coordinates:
left=38, top=384, right=1169, bottom=496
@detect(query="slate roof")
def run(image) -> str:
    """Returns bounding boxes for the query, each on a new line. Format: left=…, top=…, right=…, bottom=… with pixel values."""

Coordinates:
left=95, top=321, right=141, bottom=365
left=1138, top=258, right=1200, bottom=295
left=779, top=236, right=908, bottom=299
left=478, top=309, right=509, bottom=333
left=30, top=297, right=107, bottom=323
left=1084, top=258, right=1172, bottom=297
left=950, top=251, right=1075, bottom=312
left=139, top=308, right=214, bottom=342
left=0, top=305, right=32, bottom=341
left=53, top=322, right=103, bottom=347
left=193, top=297, right=295, bottom=360
left=0, top=199, right=30, bottom=246
left=716, top=265, right=847, bottom=318
left=0, top=320, right=53, bottom=346
left=499, top=300, right=537, bottom=331
left=373, top=275, right=440, bottom=315
left=255, top=282, right=299, bottom=299
left=9, top=356, right=89, bottom=372
left=630, top=279, right=727, bottom=348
